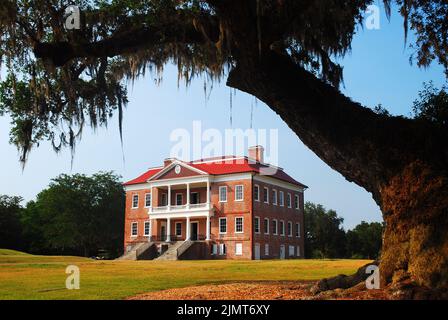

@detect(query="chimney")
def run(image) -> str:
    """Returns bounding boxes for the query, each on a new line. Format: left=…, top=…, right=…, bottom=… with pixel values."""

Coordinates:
left=164, top=158, right=175, bottom=167
left=248, top=145, right=264, bottom=163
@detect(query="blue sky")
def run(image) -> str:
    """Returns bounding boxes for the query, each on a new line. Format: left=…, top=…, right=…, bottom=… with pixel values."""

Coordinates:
left=0, top=5, right=445, bottom=229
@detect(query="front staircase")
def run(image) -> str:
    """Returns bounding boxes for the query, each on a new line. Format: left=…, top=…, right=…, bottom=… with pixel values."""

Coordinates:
left=155, top=241, right=194, bottom=261
left=117, top=242, right=156, bottom=260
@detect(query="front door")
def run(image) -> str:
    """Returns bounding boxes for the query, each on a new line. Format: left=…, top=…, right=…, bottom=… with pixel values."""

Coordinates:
left=191, top=192, right=200, bottom=204
left=191, top=222, right=198, bottom=241
left=280, top=245, right=285, bottom=259
left=254, top=243, right=261, bottom=260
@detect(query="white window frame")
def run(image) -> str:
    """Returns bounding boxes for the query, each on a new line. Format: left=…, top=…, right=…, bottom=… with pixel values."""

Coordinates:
left=288, top=221, right=293, bottom=237
left=175, top=193, right=183, bottom=206
left=219, top=217, right=227, bottom=234
left=264, top=243, right=269, bottom=256
left=235, top=243, right=243, bottom=256
left=132, top=194, right=139, bottom=209
left=235, top=217, right=244, bottom=234
left=219, top=186, right=228, bottom=202
left=297, top=246, right=301, bottom=257
left=280, top=220, right=285, bottom=236
left=279, top=191, right=284, bottom=207
left=144, top=221, right=150, bottom=236
left=263, top=187, right=269, bottom=204
left=254, top=216, right=260, bottom=234
left=296, top=223, right=301, bottom=238
left=144, top=193, right=151, bottom=208
left=295, top=194, right=300, bottom=210
left=254, top=184, right=260, bottom=202
left=272, top=189, right=277, bottom=205
left=289, top=245, right=295, bottom=257
left=219, top=243, right=226, bottom=255
left=175, top=222, right=182, bottom=236
left=161, top=193, right=168, bottom=206
left=272, top=219, right=278, bottom=235
left=131, top=222, right=138, bottom=237
left=264, top=218, right=269, bottom=235
left=287, top=193, right=292, bottom=208
left=235, top=185, right=244, bottom=201
left=212, top=244, right=218, bottom=255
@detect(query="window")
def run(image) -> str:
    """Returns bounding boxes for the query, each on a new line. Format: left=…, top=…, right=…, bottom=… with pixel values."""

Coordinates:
left=287, top=193, right=292, bottom=208
left=235, top=185, right=244, bottom=201
left=235, top=243, right=243, bottom=256
left=297, top=246, right=301, bottom=257
left=264, top=244, right=269, bottom=256
left=254, top=217, right=260, bottom=234
left=175, top=222, right=182, bottom=236
left=219, top=243, right=226, bottom=255
left=219, top=186, right=227, bottom=202
left=235, top=217, right=244, bottom=233
left=280, top=220, right=285, bottom=236
left=175, top=193, right=183, bottom=206
left=131, top=222, right=138, bottom=237
left=211, top=244, right=218, bottom=255
left=288, top=221, right=292, bottom=237
left=219, top=218, right=227, bottom=234
left=295, top=194, right=300, bottom=210
left=264, top=218, right=269, bottom=235
left=161, top=193, right=168, bottom=206
left=191, top=192, right=199, bottom=204
left=272, top=189, right=277, bottom=205
left=296, top=223, right=301, bottom=238
left=263, top=187, right=269, bottom=203
left=289, top=245, right=295, bottom=257
left=279, top=191, right=284, bottom=206
left=272, top=219, right=278, bottom=235
left=254, top=185, right=260, bottom=201
left=132, top=194, right=139, bottom=209
left=144, top=221, right=150, bottom=236
left=145, top=193, right=151, bottom=207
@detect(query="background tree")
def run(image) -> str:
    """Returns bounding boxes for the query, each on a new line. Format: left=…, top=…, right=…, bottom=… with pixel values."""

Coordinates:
left=21, top=172, right=125, bottom=257
left=346, top=221, right=383, bottom=260
left=1, top=0, right=448, bottom=294
left=304, top=202, right=346, bottom=259
left=0, top=195, right=24, bottom=250
left=412, top=81, right=448, bottom=127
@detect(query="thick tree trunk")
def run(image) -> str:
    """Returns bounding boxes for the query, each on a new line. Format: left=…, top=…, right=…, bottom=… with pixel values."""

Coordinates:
left=227, top=51, right=448, bottom=295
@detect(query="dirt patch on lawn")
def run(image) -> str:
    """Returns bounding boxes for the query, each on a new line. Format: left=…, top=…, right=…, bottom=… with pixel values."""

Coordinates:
left=126, top=281, right=390, bottom=300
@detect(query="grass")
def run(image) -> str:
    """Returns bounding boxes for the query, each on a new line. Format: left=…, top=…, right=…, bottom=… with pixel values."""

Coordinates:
left=0, top=249, right=370, bottom=300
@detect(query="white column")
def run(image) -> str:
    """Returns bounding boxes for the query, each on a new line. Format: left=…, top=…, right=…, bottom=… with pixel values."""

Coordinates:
left=206, top=216, right=211, bottom=241
left=186, top=217, right=191, bottom=241
left=207, top=180, right=210, bottom=204
left=167, top=185, right=171, bottom=210
left=186, top=183, right=190, bottom=209
left=166, top=218, right=171, bottom=242
left=150, top=187, right=153, bottom=212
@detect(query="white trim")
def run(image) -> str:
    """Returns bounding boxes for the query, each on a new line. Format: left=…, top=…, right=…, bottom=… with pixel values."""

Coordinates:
left=287, top=193, right=292, bottom=208
left=254, top=184, right=260, bottom=202
left=264, top=218, right=270, bottom=235
left=149, top=175, right=211, bottom=187
left=280, top=220, right=285, bottom=236
left=288, top=221, right=293, bottom=237
left=279, top=191, right=284, bottom=207
left=144, top=193, right=152, bottom=208
left=235, top=243, right=243, bottom=256
left=175, top=222, right=182, bottom=236
left=295, top=194, right=300, bottom=210
left=212, top=173, right=252, bottom=182
left=175, top=193, right=183, bottom=206
left=296, top=222, right=301, bottom=238
left=263, top=187, right=269, bottom=204
left=264, top=243, right=269, bottom=256
left=219, top=217, right=227, bottom=234
left=144, top=220, right=151, bottom=236
left=131, top=222, right=138, bottom=237
left=131, top=194, right=139, bottom=209
left=235, top=185, right=244, bottom=201
left=191, top=156, right=247, bottom=164
left=254, top=216, right=261, bottom=234
left=272, top=189, right=277, bottom=206
left=148, top=160, right=208, bottom=181
left=272, top=219, right=278, bottom=235
left=253, top=174, right=304, bottom=192
left=124, top=183, right=151, bottom=192
left=219, top=186, right=228, bottom=202
left=235, top=216, right=244, bottom=234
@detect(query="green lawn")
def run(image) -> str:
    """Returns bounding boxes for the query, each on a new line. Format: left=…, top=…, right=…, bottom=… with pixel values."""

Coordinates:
left=0, top=249, right=370, bottom=300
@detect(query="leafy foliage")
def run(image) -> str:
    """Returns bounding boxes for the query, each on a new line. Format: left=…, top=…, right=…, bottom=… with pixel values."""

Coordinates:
left=21, top=172, right=125, bottom=257
left=346, top=221, right=383, bottom=259
left=0, top=1, right=447, bottom=162
left=0, top=195, right=24, bottom=250
left=412, top=81, right=448, bottom=126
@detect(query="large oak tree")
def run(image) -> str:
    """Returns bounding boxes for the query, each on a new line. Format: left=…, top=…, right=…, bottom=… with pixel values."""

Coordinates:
left=0, top=1, right=447, bottom=296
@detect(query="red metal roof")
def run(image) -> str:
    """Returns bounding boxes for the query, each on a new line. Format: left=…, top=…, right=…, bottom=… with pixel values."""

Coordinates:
left=124, top=157, right=307, bottom=188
